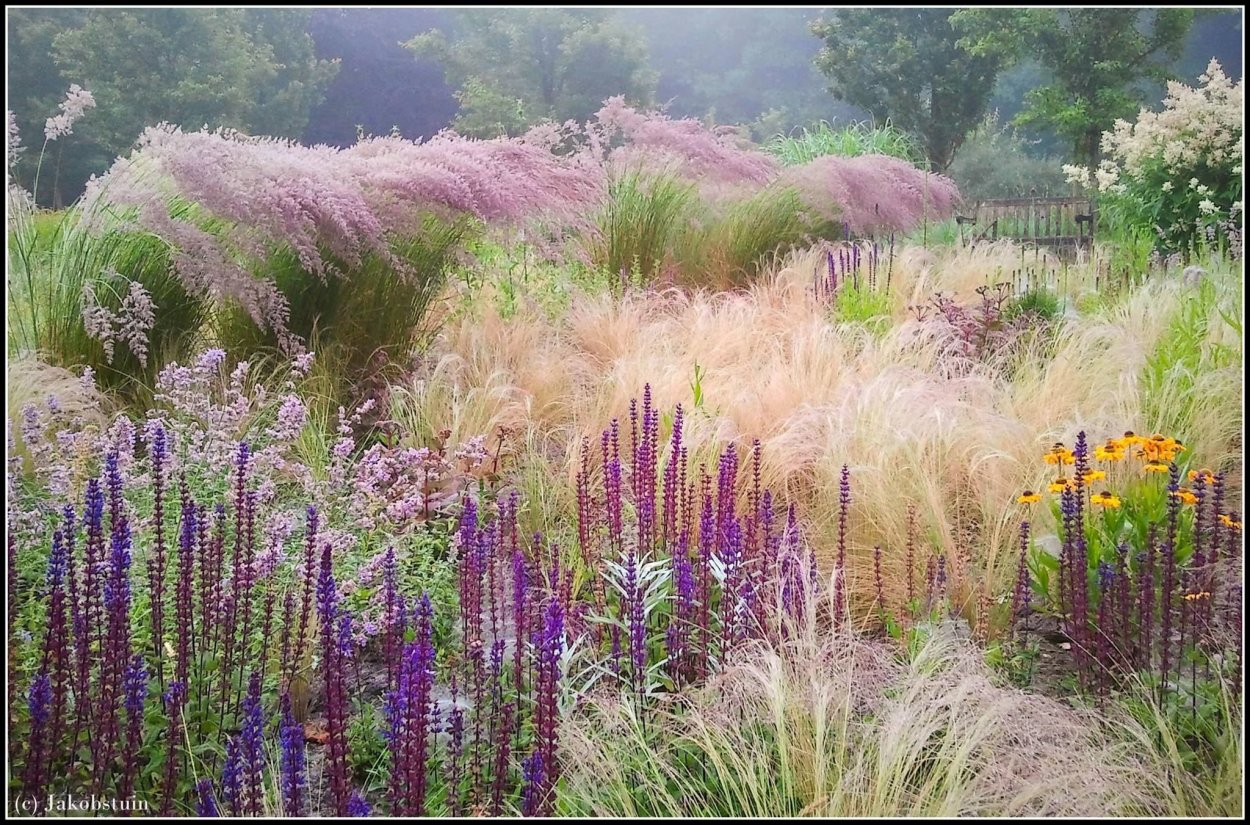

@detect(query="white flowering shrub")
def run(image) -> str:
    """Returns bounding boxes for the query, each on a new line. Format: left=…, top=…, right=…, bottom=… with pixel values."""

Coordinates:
left=1065, top=59, right=1243, bottom=255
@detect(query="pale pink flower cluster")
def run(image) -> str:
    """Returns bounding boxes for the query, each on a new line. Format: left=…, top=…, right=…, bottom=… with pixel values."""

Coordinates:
left=342, top=432, right=490, bottom=531
left=7, top=111, right=33, bottom=210
left=267, top=394, right=308, bottom=443
left=291, top=351, right=316, bottom=376
left=147, top=349, right=339, bottom=509
left=779, top=154, right=962, bottom=235
left=106, top=417, right=138, bottom=479
left=325, top=401, right=374, bottom=490
left=80, top=280, right=158, bottom=366
left=354, top=549, right=390, bottom=589
left=80, top=282, right=118, bottom=361
left=1102, top=59, right=1243, bottom=178
left=349, top=442, right=465, bottom=528
left=152, top=350, right=259, bottom=471
left=11, top=383, right=104, bottom=503
left=20, top=404, right=54, bottom=486
left=7, top=110, right=20, bottom=164
left=1062, top=164, right=1091, bottom=188
left=6, top=419, right=43, bottom=540
left=253, top=515, right=290, bottom=579
left=452, top=434, right=490, bottom=468
left=44, top=84, right=96, bottom=141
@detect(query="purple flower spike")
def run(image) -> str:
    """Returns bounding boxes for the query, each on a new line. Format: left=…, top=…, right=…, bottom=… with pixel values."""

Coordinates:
left=119, top=654, right=147, bottom=799
left=347, top=791, right=371, bottom=817
left=222, top=736, right=244, bottom=816
left=835, top=465, right=851, bottom=627
left=147, top=421, right=169, bottom=699
left=532, top=599, right=564, bottom=814
left=1010, top=521, right=1032, bottom=642
left=23, top=673, right=52, bottom=799
left=240, top=671, right=266, bottom=815
left=291, top=504, right=319, bottom=683
left=196, top=779, right=220, bottom=817
left=319, top=542, right=352, bottom=815
left=521, top=751, right=545, bottom=817
left=279, top=692, right=306, bottom=816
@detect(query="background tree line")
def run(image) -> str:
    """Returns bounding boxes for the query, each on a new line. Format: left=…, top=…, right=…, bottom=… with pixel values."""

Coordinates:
left=7, top=7, right=1242, bottom=205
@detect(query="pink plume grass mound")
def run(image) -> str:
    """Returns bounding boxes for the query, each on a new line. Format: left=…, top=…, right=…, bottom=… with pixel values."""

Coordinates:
left=81, top=125, right=605, bottom=340
left=594, top=96, right=778, bottom=188
left=781, top=153, right=962, bottom=235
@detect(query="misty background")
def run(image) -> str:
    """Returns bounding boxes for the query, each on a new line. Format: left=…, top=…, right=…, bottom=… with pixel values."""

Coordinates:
left=7, top=7, right=1243, bottom=207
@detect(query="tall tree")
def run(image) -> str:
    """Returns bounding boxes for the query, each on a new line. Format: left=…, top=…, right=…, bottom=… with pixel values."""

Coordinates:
left=811, top=9, right=1006, bottom=170
left=953, top=8, right=1196, bottom=165
left=52, top=9, right=338, bottom=151
left=405, top=9, right=657, bottom=137
left=8, top=9, right=337, bottom=205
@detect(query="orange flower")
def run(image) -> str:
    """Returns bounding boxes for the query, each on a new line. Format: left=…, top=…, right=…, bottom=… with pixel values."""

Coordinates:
left=1188, top=468, right=1216, bottom=484
left=1141, top=435, right=1183, bottom=463
left=1095, top=442, right=1124, bottom=461
left=1082, top=469, right=1107, bottom=483
left=1049, top=477, right=1072, bottom=493
left=1170, top=488, right=1198, bottom=506
left=1090, top=491, right=1121, bottom=508
left=1016, top=491, right=1042, bottom=504
left=1142, top=461, right=1170, bottom=474
left=1043, top=443, right=1075, bottom=465
left=1219, top=514, right=1241, bottom=531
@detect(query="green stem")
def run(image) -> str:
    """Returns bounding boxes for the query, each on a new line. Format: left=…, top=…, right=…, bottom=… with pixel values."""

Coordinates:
left=31, top=136, right=50, bottom=209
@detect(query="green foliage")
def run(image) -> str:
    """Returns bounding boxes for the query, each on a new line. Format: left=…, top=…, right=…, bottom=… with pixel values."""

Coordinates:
left=591, top=172, right=696, bottom=286
left=954, top=9, right=1196, bottom=165
left=52, top=9, right=338, bottom=151
left=1100, top=224, right=1158, bottom=285
left=766, top=119, right=922, bottom=166
left=348, top=703, right=390, bottom=787
left=8, top=9, right=338, bottom=206
left=832, top=284, right=892, bottom=332
left=1027, top=469, right=1198, bottom=619
left=946, top=113, right=1070, bottom=199
left=590, top=174, right=824, bottom=291
left=400, top=526, right=462, bottom=646
left=1005, top=287, right=1062, bottom=323
left=984, top=638, right=1041, bottom=688
left=1141, top=278, right=1240, bottom=441
left=689, top=363, right=706, bottom=409
left=811, top=9, right=1007, bottom=170
left=1099, top=182, right=1242, bottom=261
left=1121, top=675, right=1243, bottom=815
left=406, top=9, right=656, bottom=137
left=6, top=9, right=100, bottom=208
left=672, top=185, right=819, bottom=289
left=6, top=206, right=210, bottom=402
left=458, top=238, right=605, bottom=322
left=900, top=218, right=961, bottom=249
left=216, top=219, right=471, bottom=402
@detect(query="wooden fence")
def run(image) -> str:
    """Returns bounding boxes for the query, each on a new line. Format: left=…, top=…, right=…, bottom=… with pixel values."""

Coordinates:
left=956, top=196, right=1095, bottom=256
